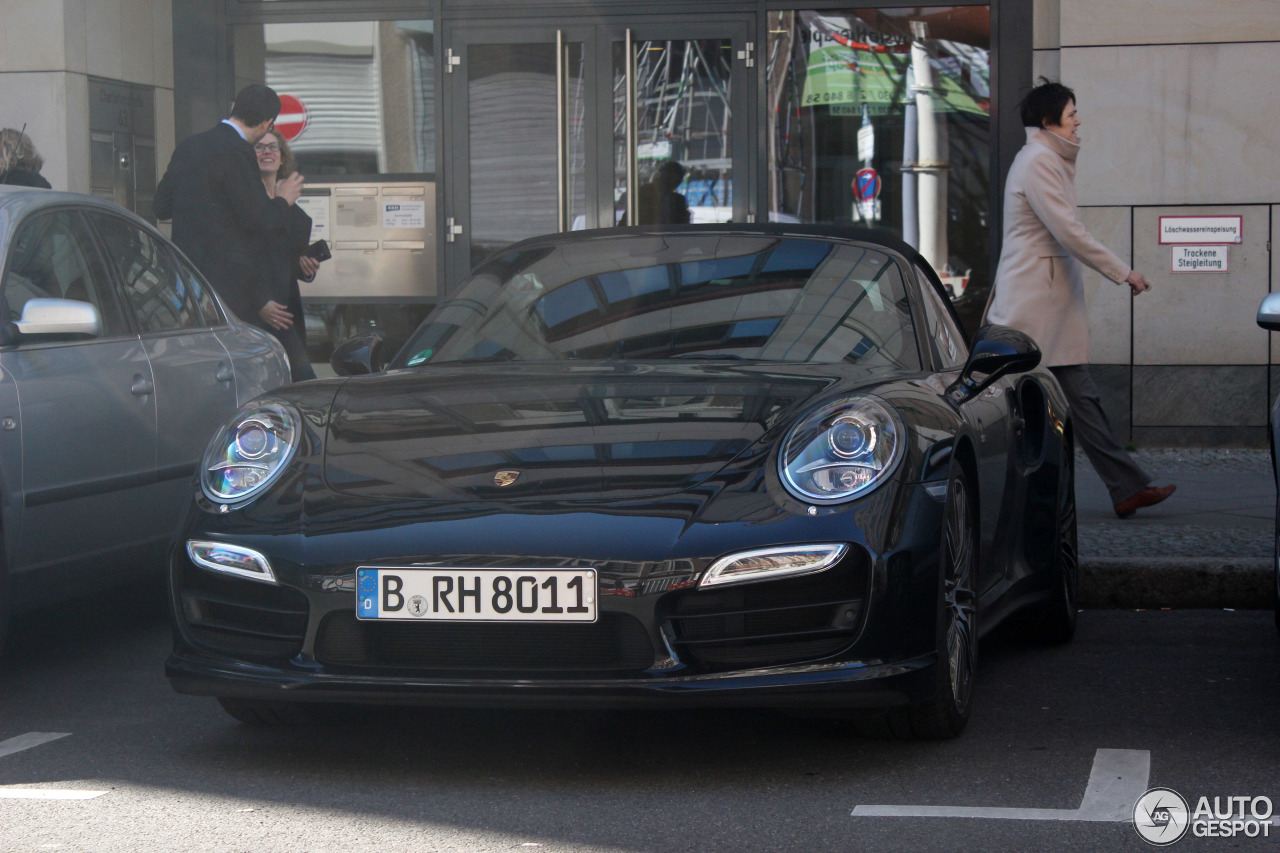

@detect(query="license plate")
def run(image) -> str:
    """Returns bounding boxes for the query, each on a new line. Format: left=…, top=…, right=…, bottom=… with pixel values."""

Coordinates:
left=356, top=567, right=597, bottom=622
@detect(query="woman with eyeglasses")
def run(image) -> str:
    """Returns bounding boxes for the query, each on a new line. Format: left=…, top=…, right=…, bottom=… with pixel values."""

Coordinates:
left=254, top=131, right=318, bottom=381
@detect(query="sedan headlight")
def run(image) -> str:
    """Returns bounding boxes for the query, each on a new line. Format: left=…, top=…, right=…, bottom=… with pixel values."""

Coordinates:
left=201, top=400, right=301, bottom=505
left=779, top=396, right=904, bottom=503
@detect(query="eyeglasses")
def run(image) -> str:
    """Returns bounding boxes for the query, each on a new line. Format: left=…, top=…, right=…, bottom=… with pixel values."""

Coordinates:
left=254, top=143, right=280, bottom=154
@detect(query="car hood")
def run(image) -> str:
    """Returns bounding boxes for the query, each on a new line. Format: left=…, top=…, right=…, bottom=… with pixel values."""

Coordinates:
left=322, top=362, right=882, bottom=503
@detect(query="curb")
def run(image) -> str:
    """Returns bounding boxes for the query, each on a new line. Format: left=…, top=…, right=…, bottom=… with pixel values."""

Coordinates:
left=1080, top=558, right=1274, bottom=610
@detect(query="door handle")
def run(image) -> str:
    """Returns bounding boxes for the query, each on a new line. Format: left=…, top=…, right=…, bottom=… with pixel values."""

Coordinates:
left=557, top=29, right=565, bottom=232
left=625, top=29, right=637, bottom=226
left=216, top=365, right=234, bottom=384
left=131, top=375, right=153, bottom=397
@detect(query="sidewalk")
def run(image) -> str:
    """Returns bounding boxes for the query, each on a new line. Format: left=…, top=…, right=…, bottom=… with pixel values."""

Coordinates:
left=1076, top=448, right=1276, bottom=609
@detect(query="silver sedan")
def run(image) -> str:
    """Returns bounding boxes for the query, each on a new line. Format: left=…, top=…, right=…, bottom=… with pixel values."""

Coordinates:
left=0, top=187, right=290, bottom=652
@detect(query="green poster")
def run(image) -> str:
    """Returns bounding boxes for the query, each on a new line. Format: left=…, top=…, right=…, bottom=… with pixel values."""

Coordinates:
left=801, top=44, right=988, bottom=117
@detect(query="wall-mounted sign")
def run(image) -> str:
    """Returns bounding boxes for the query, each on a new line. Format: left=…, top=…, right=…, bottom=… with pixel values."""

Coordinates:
left=1159, top=215, right=1242, bottom=244
left=296, top=191, right=330, bottom=242
left=383, top=199, right=426, bottom=229
left=1170, top=245, right=1229, bottom=273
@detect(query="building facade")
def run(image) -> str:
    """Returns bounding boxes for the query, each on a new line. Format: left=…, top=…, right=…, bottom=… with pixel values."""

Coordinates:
left=1, top=0, right=1277, bottom=445
left=1035, top=0, right=1280, bottom=446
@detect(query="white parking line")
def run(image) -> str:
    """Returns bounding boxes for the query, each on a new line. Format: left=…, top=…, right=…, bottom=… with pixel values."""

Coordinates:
left=0, top=732, right=109, bottom=800
left=852, top=748, right=1150, bottom=821
left=0, top=788, right=107, bottom=800
left=0, top=732, right=70, bottom=759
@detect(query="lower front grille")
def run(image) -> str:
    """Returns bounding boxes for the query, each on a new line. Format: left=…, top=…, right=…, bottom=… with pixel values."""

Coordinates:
left=315, top=611, right=656, bottom=676
left=664, top=553, right=870, bottom=670
left=178, top=561, right=309, bottom=661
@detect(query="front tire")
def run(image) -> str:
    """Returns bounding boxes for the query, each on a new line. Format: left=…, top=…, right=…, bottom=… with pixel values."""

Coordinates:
left=0, top=551, right=10, bottom=660
left=854, top=461, right=978, bottom=739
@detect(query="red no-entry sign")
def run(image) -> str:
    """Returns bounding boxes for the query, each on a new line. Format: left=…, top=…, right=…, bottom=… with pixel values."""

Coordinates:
left=274, top=94, right=309, bottom=141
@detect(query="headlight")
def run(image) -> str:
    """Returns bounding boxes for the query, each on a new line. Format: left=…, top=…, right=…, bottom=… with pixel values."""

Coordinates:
left=779, top=396, right=904, bottom=503
left=700, top=544, right=847, bottom=588
left=201, top=400, right=300, bottom=505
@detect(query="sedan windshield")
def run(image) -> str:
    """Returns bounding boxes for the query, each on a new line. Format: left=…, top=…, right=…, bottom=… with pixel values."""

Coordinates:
left=395, top=233, right=920, bottom=370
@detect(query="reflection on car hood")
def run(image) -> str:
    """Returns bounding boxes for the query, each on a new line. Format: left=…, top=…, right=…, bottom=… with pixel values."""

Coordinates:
left=323, top=362, right=868, bottom=503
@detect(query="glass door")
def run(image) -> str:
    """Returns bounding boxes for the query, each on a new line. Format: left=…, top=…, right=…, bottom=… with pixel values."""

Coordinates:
left=443, top=20, right=754, bottom=290
left=444, top=27, right=593, bottom=283
left=609, top=23, right=753, bottom=227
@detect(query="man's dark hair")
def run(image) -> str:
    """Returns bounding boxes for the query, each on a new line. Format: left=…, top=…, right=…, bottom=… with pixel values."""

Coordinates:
left=230, top=84, right=281, bottom=128
left=1019, top=78, right=1075, bottom=129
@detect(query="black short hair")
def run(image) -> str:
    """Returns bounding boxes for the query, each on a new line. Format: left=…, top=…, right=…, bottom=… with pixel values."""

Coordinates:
left=230, top=84, right=281, bottom=127
left=1019, top=78, right=1076, bottom=129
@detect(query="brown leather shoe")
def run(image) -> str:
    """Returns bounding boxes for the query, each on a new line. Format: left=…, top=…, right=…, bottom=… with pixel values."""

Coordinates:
left=1114, top=483, right=1177, bottom=519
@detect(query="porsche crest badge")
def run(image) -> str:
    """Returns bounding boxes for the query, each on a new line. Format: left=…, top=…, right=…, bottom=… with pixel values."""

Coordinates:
left=494, top=470, right=521, bottom=487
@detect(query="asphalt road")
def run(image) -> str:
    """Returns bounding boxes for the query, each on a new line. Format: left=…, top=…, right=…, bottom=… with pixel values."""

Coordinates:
left=0, top=585, right=1277, bottom=853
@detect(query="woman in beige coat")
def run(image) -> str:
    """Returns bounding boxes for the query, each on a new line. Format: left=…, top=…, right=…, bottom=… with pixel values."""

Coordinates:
left=985, top=80, right=1174, bottom=518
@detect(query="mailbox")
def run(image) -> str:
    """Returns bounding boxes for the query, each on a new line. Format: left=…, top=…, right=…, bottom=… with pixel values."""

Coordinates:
left=296, top=180, right=437, bottom=302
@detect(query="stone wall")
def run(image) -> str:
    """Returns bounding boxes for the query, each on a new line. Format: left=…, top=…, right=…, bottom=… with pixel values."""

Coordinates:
left=1035, top=0, right=1280, bottom=446
left=0, top=0, right=174, bottom=196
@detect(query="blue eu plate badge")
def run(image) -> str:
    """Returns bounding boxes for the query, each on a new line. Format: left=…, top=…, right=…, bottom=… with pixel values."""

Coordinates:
left=357, top=569, right=378, bottom=617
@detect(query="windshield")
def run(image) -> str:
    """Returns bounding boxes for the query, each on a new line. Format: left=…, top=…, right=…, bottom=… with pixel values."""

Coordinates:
left=394, top=233, right=921, bottom=370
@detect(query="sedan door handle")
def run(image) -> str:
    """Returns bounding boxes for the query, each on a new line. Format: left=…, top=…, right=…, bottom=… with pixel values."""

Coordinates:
left=131, top=375, right=154, bottom=397
left=216, top=365, right=234, bottom=384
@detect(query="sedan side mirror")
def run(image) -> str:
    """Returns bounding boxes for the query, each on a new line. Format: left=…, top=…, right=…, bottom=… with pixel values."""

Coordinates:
left=5, top=298, right=102, bottom=343
left=947, top=324, right=1041, bottom=403
left=1257, top=292, right=1280, bottom=331
left=330, top=331, right=390, bottom=376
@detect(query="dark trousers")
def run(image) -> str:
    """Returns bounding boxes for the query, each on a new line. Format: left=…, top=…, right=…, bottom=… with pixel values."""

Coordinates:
left=1049, top=365, right=1149, bottom=505
left=272, top=324, right=317, bottom=382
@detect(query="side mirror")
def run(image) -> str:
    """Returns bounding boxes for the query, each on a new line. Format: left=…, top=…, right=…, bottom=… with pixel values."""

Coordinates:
left=330, top=331, right=390, bottom=376
left=5, top=298, right=102, bottom=342
left=947, top=324, right=1041, bottom=403
left=1257, top=292, right=1280, bottom=332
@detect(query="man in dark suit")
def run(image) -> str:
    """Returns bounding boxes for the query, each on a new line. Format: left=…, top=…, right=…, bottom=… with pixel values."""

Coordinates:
left=155, top=84, right=304, bottom=330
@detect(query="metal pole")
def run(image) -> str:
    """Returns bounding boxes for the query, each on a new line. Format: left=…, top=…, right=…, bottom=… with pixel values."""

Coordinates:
left=626, top=29, right=637, bottom=226
left=902, top=65, right=919, bottom=249
left=556, top=31, right=566, bottom=232
left=911, top=21, right=948, bottom=274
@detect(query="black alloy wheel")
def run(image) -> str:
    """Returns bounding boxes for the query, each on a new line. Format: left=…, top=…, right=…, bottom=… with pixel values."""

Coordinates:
left=1273, top=554, right=1279, bottom=634
left=853, top=462, right=978, bottom=739
left=1273, top=507, right=1280, bottom=633
left=928, top=465, right=979, bottom=733
left=1032, top=438, right=1080, bottom=644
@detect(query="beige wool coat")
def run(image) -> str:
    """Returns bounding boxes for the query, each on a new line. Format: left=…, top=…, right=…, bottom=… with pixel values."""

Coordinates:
left=984, top=128, right=1130, bottom=367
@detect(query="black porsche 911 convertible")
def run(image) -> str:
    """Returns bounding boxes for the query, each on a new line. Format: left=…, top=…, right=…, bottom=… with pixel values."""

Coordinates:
left=167, top=224, right=1078, bottom=739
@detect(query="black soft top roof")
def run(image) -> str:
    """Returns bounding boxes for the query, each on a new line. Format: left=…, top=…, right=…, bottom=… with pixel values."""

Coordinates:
left=502, top=222, right=946, bottom=295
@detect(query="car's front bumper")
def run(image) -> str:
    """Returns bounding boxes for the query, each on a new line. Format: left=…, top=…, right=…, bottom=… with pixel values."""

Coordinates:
left=168, top=477, right=950, bottom=711
left=165, top=647, right=940, bottom=710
